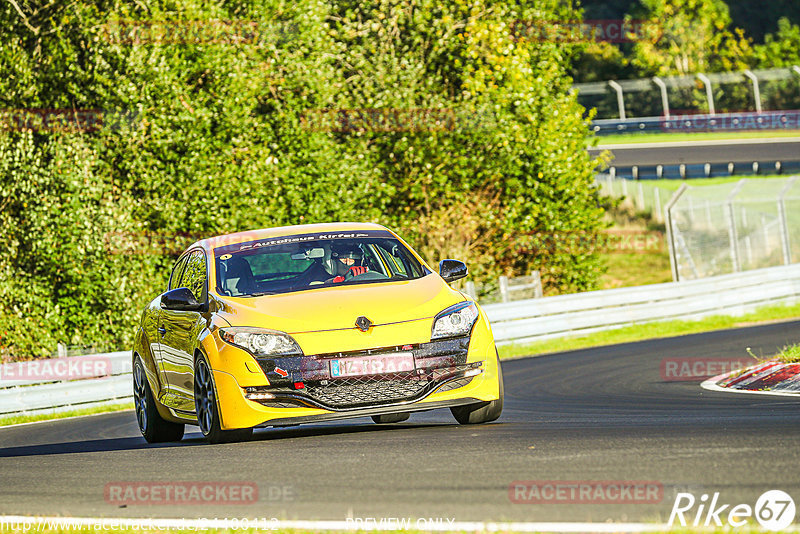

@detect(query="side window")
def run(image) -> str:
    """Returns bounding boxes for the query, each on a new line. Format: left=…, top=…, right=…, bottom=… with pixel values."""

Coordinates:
left=168, top=255, right=189, bottom=291
left=181, top=250, right=208, bottom=303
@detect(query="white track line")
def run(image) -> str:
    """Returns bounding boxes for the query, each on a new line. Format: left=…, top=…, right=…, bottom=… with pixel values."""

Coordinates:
left=593, top=136, right=800, bottom=151
left=0, top=515, right=676, bottom=532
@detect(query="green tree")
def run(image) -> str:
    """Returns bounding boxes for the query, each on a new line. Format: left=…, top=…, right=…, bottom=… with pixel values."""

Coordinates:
left=629, top=0, right=752, bottom=76
left=753, top=17, right=800, bottom=67
left=0, top=0, right=605, bottom=359
left=752, top=17, right=800, bottom=109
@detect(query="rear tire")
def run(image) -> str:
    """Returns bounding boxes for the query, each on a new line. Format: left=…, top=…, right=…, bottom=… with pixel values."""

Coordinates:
left=372, top=413, right=410, bottom=424
left=451, top=354, right=504, bottom=425
left=133, top=357, right=185, bottom=443
left=194, top=354, right=253, bottom=444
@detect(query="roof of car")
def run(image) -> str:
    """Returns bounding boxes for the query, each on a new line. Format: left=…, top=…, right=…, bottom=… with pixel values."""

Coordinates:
left=192, top=222, right=390, bottom=252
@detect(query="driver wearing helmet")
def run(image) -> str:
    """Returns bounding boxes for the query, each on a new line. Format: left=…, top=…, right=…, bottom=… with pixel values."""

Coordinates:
left=329, top=242, right=369, bottom=283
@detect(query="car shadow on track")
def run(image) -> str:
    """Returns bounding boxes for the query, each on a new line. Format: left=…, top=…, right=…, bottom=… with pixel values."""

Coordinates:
left=0, top=436, right=196, bottom=457
left=246, top=421, right=460, bottom=442
left=0, top=421, right=500, bottom=457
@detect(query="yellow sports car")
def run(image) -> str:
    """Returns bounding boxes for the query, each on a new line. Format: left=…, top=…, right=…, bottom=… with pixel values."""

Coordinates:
left=132, top=223, right=503, bottom=443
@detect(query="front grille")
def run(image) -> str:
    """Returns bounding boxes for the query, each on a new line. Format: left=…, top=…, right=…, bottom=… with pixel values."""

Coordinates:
left=247, top=337, right=479, bottom=410
left=305, top=375, right=427, bottom=408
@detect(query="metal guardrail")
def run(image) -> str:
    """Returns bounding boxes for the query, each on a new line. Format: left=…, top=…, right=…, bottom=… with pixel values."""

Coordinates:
left=485, top=263, right=800, bottom=345
left=3, top=263, right=800, bottom=417
left=575, top=67, right=800, bottom=123
left=0, top=352, right=132, bottom=418
left=591, top=111, right=800, bottom=137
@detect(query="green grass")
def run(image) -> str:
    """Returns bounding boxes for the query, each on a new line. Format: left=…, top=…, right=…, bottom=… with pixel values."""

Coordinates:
left=772, top=343, right=800, bottom=364
left=0, top=401, right=132, bottom=427
left=592, top=129, right=800, bottom=146
left=497, top=301, right=800, bottom=360
left=623, top=174, right=787, bottom=193
left=599, top=252, right=672, bottom=289
left=596, top=203, right=671, bottom=290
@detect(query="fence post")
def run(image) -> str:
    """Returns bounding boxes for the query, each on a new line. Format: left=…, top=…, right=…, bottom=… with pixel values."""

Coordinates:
left=498, top=275, right=510, bottom=303
left=778, top=176, right=798, bottom=265
left=665, top=184, right=689, bottom=282
left=725, top=180, right=747, bottom=273
left=531, top=270, right=543, bottom=298
left=57, top=343, right=67, bottom=358
left=652, top=76, right=670, bottom=119
left=743, top=70, right=762, bottom=113
left=697, top=73, right=716, bottom=116
left=741, top=207, right=752, bottom=267
left=608, top=80, right=627, bottom=120
left=637, top=182, right=645, bottom=210
left=653, top=187, right=662, bottom=222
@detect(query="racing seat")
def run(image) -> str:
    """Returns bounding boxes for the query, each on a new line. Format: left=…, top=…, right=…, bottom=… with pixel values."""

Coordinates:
left=222, top=257, right=256, bottom=296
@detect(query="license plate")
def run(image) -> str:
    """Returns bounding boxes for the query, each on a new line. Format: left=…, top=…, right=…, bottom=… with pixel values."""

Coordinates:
left=329, top=353, right=415, bottom=377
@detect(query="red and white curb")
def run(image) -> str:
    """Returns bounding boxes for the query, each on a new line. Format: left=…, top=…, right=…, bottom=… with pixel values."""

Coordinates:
left=702, top=360, right=800, bottom=397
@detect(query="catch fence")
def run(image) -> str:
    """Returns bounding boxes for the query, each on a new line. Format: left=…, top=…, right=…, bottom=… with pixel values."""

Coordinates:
left=665, top=177, right=800, bottom=281
left=599, top=174, right=800, bottom=281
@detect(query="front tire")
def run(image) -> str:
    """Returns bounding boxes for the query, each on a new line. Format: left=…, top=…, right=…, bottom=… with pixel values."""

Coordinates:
left=133, top=357, right=185, bottom=443
left=194, top=354, right=253, bottom=444
left=451, top=354, right=504, bottom=425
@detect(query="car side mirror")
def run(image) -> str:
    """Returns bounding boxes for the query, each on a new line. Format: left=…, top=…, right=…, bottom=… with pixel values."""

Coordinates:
left=161, top=287, right=204, bottom=311
left=439, top=259, right=468, bottom=283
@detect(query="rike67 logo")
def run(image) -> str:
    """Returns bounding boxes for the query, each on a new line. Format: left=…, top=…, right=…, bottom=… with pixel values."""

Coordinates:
left=669, top=490, right=796, bottom=530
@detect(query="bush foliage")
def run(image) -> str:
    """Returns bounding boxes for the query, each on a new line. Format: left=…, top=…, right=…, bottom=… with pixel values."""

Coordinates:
left=0, top=0, right=604, bottom=360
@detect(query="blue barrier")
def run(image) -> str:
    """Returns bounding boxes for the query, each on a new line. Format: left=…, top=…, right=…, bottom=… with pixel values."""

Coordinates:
left=610, top=160, right=800, bottom=180
left=593, top=110, right=800, bottom=136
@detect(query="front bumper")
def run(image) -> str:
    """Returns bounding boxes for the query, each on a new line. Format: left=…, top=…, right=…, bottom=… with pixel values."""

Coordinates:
left=209, top=314, right=500, bottom=430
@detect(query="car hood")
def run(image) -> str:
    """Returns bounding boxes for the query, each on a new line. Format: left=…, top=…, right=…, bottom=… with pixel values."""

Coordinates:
left=215, top=273, right=465, bottom=334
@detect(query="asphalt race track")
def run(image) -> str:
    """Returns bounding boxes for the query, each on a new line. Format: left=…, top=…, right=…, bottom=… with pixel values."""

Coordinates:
left=588, top=138, right=800, bottom=166
left=2, top=320, right=800, bottom=524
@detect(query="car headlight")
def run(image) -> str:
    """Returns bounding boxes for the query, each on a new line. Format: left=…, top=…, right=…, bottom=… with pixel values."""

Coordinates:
left=219, top=327, right=303, bottom=357
left=431, top=301, right=479, bottom=340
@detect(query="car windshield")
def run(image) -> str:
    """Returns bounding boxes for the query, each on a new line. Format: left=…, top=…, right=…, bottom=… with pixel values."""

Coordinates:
left=213, top=230, right=430, bottom=297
